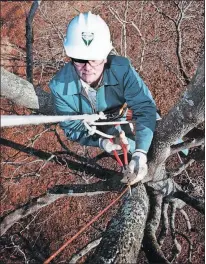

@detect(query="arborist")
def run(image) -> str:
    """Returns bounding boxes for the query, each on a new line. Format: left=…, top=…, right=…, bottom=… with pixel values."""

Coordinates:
left=49, top=11, right=159, bottom=185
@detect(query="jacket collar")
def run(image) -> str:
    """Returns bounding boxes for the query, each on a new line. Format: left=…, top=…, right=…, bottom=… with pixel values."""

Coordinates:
left=102, top=64, right=119, bottom=86
left=63, top=63, right=82, bottom=95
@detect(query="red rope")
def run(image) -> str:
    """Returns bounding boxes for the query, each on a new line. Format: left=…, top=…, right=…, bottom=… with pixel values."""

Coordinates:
left=43, top=186, right=129, bottom=264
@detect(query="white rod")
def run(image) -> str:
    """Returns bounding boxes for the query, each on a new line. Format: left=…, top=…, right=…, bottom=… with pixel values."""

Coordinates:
left=91, top=121, right=129, bottom=126
left=1, top=114, right=103, bottom=127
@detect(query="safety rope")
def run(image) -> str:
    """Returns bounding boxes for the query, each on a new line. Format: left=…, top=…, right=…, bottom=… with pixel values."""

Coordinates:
left=43, top=186, right=130, bottom=264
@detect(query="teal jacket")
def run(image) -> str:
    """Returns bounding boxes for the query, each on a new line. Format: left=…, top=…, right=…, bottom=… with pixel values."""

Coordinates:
left=49, top=55, right=157, bottom=153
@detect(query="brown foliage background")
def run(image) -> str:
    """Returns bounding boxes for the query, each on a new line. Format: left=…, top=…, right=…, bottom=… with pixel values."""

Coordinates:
left=0, top=1, right=204, bottom=263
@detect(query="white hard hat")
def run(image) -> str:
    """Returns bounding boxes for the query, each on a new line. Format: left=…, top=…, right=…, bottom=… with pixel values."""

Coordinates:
left=64, top=11, right=113, bottom=60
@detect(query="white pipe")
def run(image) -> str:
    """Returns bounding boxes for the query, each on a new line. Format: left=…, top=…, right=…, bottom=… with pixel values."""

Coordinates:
left=91, top=121, right=129, bottom=126
left=1, top=114, right=105, bottom=128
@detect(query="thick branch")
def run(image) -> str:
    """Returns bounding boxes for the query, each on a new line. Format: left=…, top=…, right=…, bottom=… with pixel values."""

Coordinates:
left=69, top=237, right=102, bottom=264
left=158, top=201, right=169, bottom=247
left=173, top=191, right=204, bottom=214
left=170, top=137, right=204, bottom=155
left=143, top=191, right=169, bottom=264
left=1, top=180, right=128, bottom=236
left=0, top=193, right=66, bottom=236
left=156, top=55, right=204, bottom=146
left=86, top=183, right=149, bottom=264
left=1, top=68, right=54, bottom=114
left=149, top=55, right=205, bottom=182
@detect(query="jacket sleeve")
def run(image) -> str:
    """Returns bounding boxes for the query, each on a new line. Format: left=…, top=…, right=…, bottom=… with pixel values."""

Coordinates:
left=49, top=82, right=100, bottom=147
left=123, top=65, right=156, bottom=153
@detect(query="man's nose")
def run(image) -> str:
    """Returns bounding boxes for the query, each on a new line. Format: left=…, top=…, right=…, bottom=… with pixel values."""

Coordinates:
left=84, top=62, right=93, bottom=71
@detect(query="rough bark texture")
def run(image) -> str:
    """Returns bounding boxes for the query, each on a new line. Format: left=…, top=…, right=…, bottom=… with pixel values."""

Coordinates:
left=1, top=67, right=54, bottom=114
left=146, top=56, right=205, bottom=183
left=86, top=183, right=149, bottom=264
left=143, top=192, right=170, bottom=264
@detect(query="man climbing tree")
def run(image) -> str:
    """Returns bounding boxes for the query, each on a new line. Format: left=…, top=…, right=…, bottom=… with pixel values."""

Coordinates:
left=49, top=11, right=159, bottom=185
left=0, top=1, right=204, bottom=264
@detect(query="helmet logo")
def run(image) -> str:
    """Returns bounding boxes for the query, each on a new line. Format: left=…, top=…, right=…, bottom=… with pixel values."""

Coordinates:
left=82, top=32, right=94, bottom=46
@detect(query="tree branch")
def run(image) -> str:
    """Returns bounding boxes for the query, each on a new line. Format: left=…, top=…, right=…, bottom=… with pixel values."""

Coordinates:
left=26, top=0, right=41, bottom=83
left=143, top=191, right=169, bottom=264
left=1, top=67, right=55, bottom=114
left=158, top=201, right=169, bottom=247
left=170, top=137, right=204, bottom=155
left=150, top=54, right=204, bottom=174
left=69, top=237, right=102, bottom=264
left=173, top=191, right=204, bottom=214
left=0, top=137, right=120, bottom=181
left=168, top=159, right=195, bottom=177
left=0, top=193, right=66, bottom=236
left=86, top=183, right=149, bottom=264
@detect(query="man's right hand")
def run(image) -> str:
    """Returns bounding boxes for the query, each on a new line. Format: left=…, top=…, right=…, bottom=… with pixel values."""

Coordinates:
left=99, top=138, right=122, bottom=153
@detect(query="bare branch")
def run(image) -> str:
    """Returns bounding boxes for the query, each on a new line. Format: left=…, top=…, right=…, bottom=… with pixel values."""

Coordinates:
left=168, top=159, right=195, bottom=177
left=26, top=0, right=41, bottom=84
left=0, top=193, right=65, bottom=236
left=176, top=231, right=193, bottom=263
left=86, top=183, right=149, bottom=264
left=69, top=237, right=102, bottom=264
left=170, top=138, right=204, bottom=155
left=179, top=208, right=191, bottom=232
left=158, top=201, right=169, bottom=247
left=152, top=1, right=191, bottom=83
left=151, top=2, right=176, bottom=23
left=173, top=191, right=204, bottom=214
left=169, top=201, right=181, bottom=262
left=0, top=188, right=112, bottom=237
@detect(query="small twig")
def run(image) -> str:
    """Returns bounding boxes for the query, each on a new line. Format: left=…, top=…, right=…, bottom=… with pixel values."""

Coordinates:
left=37, top=154, right=55, bottom=172
left=11, top=235, right=29, bottom=264
left=168, top=159, right=195, bottom=177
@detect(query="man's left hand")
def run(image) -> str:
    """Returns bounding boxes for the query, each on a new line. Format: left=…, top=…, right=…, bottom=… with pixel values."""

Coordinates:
left=121, top=151, right=148, bottom=185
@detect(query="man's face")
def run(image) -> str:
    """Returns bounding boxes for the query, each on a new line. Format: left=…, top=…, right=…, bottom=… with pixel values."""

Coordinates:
left=72, top=59, right=107, bottom=85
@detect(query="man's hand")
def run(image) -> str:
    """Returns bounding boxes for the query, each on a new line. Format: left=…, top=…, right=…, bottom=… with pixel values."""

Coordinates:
left=99, top=138, right=122, bottom=153
left=121, top=151, right=148, bottom=185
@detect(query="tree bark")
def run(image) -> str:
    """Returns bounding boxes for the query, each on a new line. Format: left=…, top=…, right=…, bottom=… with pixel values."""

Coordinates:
left=86, top=183, right=149, bottom=264
left=145, top=55, right=205, bottom=183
